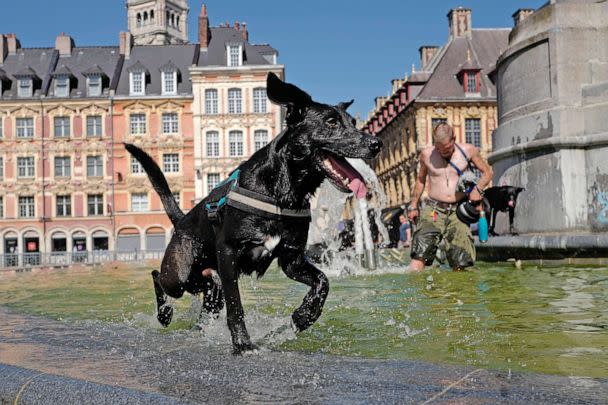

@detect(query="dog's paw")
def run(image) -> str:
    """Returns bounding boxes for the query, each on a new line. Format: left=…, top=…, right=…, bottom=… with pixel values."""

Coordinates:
left=232, top=342, right=258, bottom=356
left=157, top=305, right=173, bottom=327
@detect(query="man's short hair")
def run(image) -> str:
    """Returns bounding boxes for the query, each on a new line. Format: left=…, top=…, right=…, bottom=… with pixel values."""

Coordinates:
left=433, top=123, right=454, bottom=143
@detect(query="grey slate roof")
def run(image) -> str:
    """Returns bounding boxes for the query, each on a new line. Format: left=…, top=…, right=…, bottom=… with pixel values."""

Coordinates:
left=115, top=44, right=197, bottom=96
left=197, top=27, right=276, bottom=67
left=47, top=47, right=122, bottom=99
left=416, top=29, right=509, bottom=101
left=0, top=48, right=55, bottom=98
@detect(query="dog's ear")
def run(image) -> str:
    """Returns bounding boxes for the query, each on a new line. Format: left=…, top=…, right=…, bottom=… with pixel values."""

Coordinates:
left=337, top=99, right=354, bottom=111
left=517, top=187, right=525, bottom=194
left=266, top=73, right=313, bottom=107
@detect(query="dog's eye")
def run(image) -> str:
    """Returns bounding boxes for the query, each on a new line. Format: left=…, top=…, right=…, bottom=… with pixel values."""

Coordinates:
left=326, top=117, right=339, bottom=126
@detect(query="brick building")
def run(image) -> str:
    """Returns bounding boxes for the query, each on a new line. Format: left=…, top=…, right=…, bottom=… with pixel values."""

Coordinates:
left=363, top=8, right=508, bottom=209
left=0, top=1, right=283, bottom=265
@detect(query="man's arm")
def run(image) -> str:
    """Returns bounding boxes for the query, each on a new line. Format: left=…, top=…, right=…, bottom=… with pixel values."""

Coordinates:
left=410, top=160, right=427, bottom=208
left=468, top=146, right=493, bottom=201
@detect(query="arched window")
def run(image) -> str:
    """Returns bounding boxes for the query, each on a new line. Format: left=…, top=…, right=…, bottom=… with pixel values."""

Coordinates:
left=229, top=131, right=244, bottom=157
left=166, top=10, right=170, bottom=24
left=205, top=89, right=218, bottom=114
left=171, top=14, right=175, bottom=27
left=176, top=16, right=180, bottom=30
left=143, top=11, right=148, bottom=24
left=150, top=10, right=155, bottom=23
left=254, top=130, right=269, bottom=152
left=136, top=13, right=142, bottom=28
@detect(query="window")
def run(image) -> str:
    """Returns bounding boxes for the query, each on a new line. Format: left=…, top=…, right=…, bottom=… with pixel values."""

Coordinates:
left=229, top=131, right=243, bottom=157
left=88, top=75, right=102, bottom=97
left=163, top=153, right=179, bottom=173
left=54, top=156, right=71, bottom=177
left=87, top=116, right=102, bottom=137
left=205, top=89, right=218, bottom=114
left=55, top=75, right=69, bottom=97
left=227, top=45, right=241, bottom=67
left=254, top=130, right=268, bottom=152
left=0, top=118, right=3, bottom=138
left=16, top=118, right=34, bottom=138
left=431, top=118, right=447, bottom=132
left=131, top=193, right=148, bottom=212
left=131, top=157, right=144, bottom=174
left=207, top=173, right=220, bottom=194
left=19, top=196, right=35, bottom=218
left=54, top=117, right=70, bottom=138
left=18, top=79, right=33, bottom=98
left=206, top=131, right=219, bottom=157
left=87, top=194, right=103, bottom=216
left=162, top=71, right=177, bottom=95
left=173, top=192, right=180, bottom=207
left=466, top=72, right=478, bottom=93
left=56, top=195, right=71, bottom=217
left=130, top=114, right=146, bottom=135
left=465, top=118, right=481, bottom=148
left=253, top=88, right=267, bottom=113
left=17, top=157, right=35, bottom=178
left=130, top=71, right=145, bottom=95
left=162, top=113, right=178, bottom=134
left=228, top=88, right=242, bottom=114
left=0, top=197, right=3, bottom=218
left=0, top=157, right=3, bottom=179
left=87, top=156, right=103, bottom=177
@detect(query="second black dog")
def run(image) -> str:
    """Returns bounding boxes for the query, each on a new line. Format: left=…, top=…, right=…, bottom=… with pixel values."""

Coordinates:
left=483, top=186, right=525, bottom=236
left=126, top=73, right=382, bottom=354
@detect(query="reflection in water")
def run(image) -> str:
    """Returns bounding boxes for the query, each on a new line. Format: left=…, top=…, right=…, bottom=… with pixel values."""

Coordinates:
left=0, top=262, right=607, bottom=379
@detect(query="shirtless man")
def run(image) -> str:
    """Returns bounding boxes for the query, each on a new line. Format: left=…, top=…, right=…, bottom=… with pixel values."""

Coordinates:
left=408, top=123, right=493, bottom=271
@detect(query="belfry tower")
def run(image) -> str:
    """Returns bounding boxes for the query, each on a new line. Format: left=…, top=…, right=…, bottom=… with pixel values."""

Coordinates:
left=126, top=0, right=189, bottom=45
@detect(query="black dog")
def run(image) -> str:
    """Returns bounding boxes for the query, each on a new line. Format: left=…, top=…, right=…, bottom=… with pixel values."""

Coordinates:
left=125, top=73, right=382, bottom=354
left=483, top=186, right=525, bottom=236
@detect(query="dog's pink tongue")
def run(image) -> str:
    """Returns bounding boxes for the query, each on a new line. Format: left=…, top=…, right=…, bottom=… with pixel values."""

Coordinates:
left=508, top=200, right=514, bottom=208
left=349, top=178, right=367, bottom=199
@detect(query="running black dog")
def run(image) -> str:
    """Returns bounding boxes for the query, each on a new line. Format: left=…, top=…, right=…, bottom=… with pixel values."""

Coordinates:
left=125, top=73, right=382, bottom=354
left=483, top=186, right=525, bottom=236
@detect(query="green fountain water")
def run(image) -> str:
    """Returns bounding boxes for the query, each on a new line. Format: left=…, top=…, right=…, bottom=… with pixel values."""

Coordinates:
left=0, top=262, right=606, bottom=378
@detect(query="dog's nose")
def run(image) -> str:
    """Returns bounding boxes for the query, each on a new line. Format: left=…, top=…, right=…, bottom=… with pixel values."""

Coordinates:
left=369, top=137, right=383, bottom=153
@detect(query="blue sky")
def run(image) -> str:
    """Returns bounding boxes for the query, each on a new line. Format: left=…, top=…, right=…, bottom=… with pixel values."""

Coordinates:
left=3, top=0, right=546, bottom=119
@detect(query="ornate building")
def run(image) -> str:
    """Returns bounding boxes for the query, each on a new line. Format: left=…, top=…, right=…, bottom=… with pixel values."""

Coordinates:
left=0, top=2, right=283, bottom=264
left=191, top=5, right=283, bottom=200
left=363, top=8, right=509, bottom=209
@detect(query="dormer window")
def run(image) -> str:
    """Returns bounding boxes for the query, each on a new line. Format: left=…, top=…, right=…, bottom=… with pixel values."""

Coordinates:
left=131, top=71, right=145, bottom=95
left=159, top=61, right=180, bottom=96
left=55, top=75, right=70, bottom=97
left=162, top=71, right=176, bottom=95
left=18, top=79, right=33, bottom=98
left=83, top=65, right=107, bottom=98
left=227, top=44, right=243, bottom=67
left=465, top=71, right=479, bottom=93
left=88, top=75, right=102, bottom=97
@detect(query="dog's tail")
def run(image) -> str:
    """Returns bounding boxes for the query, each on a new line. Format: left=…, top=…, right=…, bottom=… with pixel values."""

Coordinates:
left=124, top=143, right=184, bottom=225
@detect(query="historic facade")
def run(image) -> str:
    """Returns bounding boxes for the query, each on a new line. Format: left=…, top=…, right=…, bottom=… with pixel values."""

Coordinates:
left=0, top=2, right=282, bottom=265
left=363, top=8, right=509, bottom=209
left=191, top=6, right=284, bottom=200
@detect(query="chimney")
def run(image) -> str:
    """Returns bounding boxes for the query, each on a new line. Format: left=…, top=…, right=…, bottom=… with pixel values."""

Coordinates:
left=55, top=32, right=74, bottom=57
left=242, top=22, right=248, bottom=41
left=448, top=7, right=472, bottom=38
left=198, top=4, right=211, bottom=48
left=512, top=9, right=535, bottom=26
left=119, top=31, right=133, bottom=58
left=6, top=34, right=20, bottom=55
left=0, top=35, right=7, bottom=64
left=419, top=46, right=439, bottom=70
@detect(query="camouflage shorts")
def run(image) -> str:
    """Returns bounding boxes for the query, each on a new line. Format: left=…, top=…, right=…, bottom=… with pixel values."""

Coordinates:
left=410, top=205, right=475, bottom=269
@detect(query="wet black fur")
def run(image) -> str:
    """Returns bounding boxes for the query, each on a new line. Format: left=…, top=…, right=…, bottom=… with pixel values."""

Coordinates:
left=125, top=73, right=382, bottom=354
left=483, top=186, right=525, bottom=236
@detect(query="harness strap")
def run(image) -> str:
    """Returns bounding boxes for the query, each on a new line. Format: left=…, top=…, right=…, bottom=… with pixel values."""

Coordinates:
left=226, top=187, right=311, bottom=219
left=447, top=144, right=477, bottom=194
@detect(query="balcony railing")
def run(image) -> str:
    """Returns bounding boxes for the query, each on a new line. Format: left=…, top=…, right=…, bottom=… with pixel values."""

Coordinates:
left=0, top=250, right=165, bottom=270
